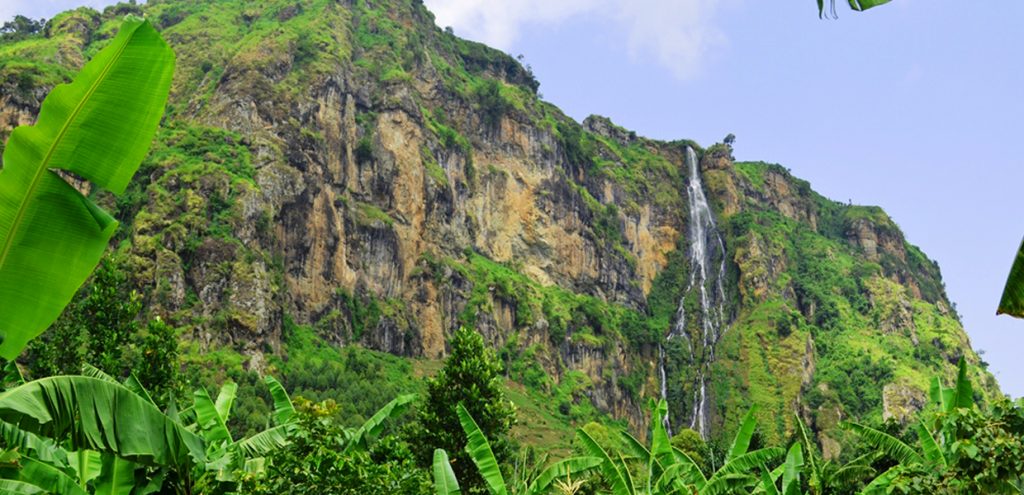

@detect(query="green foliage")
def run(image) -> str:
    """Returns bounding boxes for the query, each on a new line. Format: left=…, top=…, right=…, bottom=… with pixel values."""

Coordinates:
left=556, top=121, right=593, bottom=169
left=25, top=256, right=180, bottom=404
left=240, top=399, right=429, bottom=494
left=408, top=327, right=516, bottom=494
left=0, top=376, right=204, bottom=468
left=0, top=16, right=45, bottom=42
left=0, top=17, right=174, bottom=360
left=670, top=429, right=711, bottom=474
left=334, top=289, right=382, bottom=341
left=273, top=321, right=421, bottom=428
left=474, top=79, right=512, bottom=129
left=813, top=354, right=894, bottom=418
left=355, top=136, right=374, bottom=164
left=132, top=317, right=180, bottom=408
left=26, top=257, right=142, bottom=377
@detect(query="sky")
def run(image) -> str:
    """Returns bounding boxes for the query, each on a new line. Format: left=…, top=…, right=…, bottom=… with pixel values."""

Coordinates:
left=4, top=1, right=1023, bottom=397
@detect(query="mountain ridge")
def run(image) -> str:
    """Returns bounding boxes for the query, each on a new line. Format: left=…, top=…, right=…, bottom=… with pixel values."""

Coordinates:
left=0, top=0, right=999, bottom=454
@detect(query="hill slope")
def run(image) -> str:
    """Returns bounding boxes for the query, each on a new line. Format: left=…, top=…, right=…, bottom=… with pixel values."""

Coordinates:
left=0, top=0, right=999, bottom=453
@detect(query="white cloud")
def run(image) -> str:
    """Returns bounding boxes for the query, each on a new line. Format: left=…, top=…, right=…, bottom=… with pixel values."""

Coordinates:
left=423, top=0, right=727, bottom=80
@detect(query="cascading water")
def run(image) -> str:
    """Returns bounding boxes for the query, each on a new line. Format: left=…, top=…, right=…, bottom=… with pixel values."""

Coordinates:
left=661, top=146, right=727, bottom=440
left=658, top=344, right=671, bottom=435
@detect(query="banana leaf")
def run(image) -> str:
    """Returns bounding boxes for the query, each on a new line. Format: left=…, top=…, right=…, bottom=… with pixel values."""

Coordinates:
left=575, top=428, right=632, bottom=495
left=0, top=18, right=174, bottom=359
left=193, top=386, right=234, bottom=446
left=727, top=405, right=759, bottom=461
left=841, top=422, right=922, bottom=466
left=998, top=238, right=1024, bottom=317
left=0, top=479, right=47, bottom=494
left=344, top=393, right=414, bottom=452
left=456, top=404, right=507, bottom=495
left=433, top=449, right=461, bottom=495
left=0, top=376, right=204, bottom=468
left=952, top=357, right=974, bottom=410
left=782, top=444, right=803, bottom=495
left=915, top=423, right=946, bottom=467
left=236, top=424, right=295, bottom=458
left=93, top=454, right=136, bottom=495
left=263, top=376, right=294, bottom=426
left=849, top=0, right=892, bottom=11
left=526, top=456, right=602, bottom=495
left=0, top=456, right=87, bottom=495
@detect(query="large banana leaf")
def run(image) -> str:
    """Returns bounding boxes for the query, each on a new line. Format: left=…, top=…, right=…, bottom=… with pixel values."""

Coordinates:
left=952, top=357, right=974, bottom=410
left=0, top=480, right=47, bottom=494
left=456, top=403, right=507, bottom=495
left=344, top=393, right=414, bottom=452
left=263, top=376, right=294, bottom=425
left=66, top=450, right=101, bottom=487
left=715, top=448, right=785, bottom=478
left=0, top=423, right=68, bottom=468
left=0, top=376, right=204, bottom=467
left=0, top=456, right=87, bottom=495
left=841, top=422, right=922, bottom=466
left=93, top=454, right=136, bottom=495
left=759, top=463, right=780, bottom=495
left=727, top=405, right=759, bottom=461
left=433, top=449, right=461, bottom=495
left=0, top=18, right=174, bottom=359
left=915, top=423, right=946, bottom=467
left=193, top=385, right=234, bottom=446
left=236, top=424, right=294, bottom=458
left=526, top=456, right=602, bottom=495
left=998, top=238, right=1024, bottom=317
left=781, top=444, right=803, bottom=495
left=860, top=466, right=899, bottom=494
left=575, top=428, right=632, bottom=495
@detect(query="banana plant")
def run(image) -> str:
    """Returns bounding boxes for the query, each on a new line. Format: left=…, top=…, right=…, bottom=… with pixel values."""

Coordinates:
left=842, top=358, right=974, bottom=493
left=0, top=375, right=204, bottom=494
left=431, top=403, right=602, bottom=495
left=0, top=16, right=174, bottom=360
left=577, top=400, right=783, bottom=495
left=185, top=376, right=299, bottom=483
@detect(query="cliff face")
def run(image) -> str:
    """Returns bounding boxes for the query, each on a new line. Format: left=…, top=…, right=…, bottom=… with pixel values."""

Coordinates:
left=0, top=0, right=998, bottom=447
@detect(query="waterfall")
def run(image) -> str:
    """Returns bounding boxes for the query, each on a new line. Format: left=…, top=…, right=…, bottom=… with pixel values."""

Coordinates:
left=658, top=344, right=671, bottom=435
left=664, top=146, right=727, bottom=440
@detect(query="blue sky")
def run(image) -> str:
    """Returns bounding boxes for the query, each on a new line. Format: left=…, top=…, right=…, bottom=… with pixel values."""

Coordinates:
left=5, top=1, right=1023, bottom=397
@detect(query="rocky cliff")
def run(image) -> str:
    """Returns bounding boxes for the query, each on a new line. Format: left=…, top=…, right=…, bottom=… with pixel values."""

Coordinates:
left=0, top=0, right=999, bottom=450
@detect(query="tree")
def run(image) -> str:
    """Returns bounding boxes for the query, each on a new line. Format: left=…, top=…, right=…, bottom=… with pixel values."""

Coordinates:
left=25, top=257, right=143, bottom=379
left=0, top=16, right=44, bottom=42
left=241, top=396, right=428, bottom=495
left=431, top=404, right=602, bottom=495
left=134, top=317, right=180, bottom=408
left=409, top=327, right=517, bottom=494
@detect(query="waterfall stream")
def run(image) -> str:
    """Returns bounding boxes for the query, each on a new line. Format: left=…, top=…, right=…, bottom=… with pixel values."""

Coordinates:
left=662, top=146, right=727, bottom=440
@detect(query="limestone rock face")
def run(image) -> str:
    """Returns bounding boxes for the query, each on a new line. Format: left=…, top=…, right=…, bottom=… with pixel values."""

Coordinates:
left=882, top=382, right=927, bottom=425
